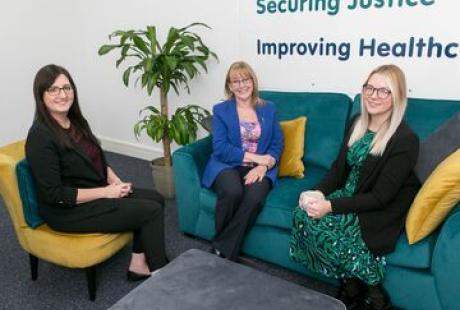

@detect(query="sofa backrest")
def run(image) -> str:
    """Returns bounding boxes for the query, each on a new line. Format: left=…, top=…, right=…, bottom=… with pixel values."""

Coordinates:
left=260, top=91, right=352, bottom=170
left=351, top=95, right=460, bottom=139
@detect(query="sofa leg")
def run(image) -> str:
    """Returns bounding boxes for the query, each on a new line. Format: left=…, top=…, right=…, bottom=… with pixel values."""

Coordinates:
left=85, top=266, right=97, bottom=301
left=29, top=254, right=38, bottom=280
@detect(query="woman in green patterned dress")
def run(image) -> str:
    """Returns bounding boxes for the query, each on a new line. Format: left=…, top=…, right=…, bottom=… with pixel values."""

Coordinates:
left=289, top=65, right=420, bottom=310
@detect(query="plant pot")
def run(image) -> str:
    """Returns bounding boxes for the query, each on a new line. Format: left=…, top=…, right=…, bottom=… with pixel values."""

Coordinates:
left=150, top=158, right=175, bottom=199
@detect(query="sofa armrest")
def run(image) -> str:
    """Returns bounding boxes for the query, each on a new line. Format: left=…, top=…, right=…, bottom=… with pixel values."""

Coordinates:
left=172, top=136, right=212, bottom=234
left=432, top=203, right=460, bottom=310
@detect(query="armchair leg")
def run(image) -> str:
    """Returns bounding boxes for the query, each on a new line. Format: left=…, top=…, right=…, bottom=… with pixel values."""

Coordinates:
left=29, top=254, right=38, bottom=280
left=85, top=266, right=97, bottom=301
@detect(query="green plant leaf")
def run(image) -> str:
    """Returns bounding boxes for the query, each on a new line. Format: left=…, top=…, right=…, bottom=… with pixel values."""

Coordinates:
left=147, top=74, right=156, bottom=95
left=122, top=67, right=132, bottom=87
left=142, top=105, right=160, bottom=115
left=165, top=56, right=178, bottom=71
left=98, top=44, right=120, bottom=55
left=180, top=22, right=212, bottom=31
left=146, top=26, right=158, bottom=54
left=99, top=23, right=218, bottom=158
left=164, top=27, right=179, bottom=53
left=133, top=35, right=149, bottom=55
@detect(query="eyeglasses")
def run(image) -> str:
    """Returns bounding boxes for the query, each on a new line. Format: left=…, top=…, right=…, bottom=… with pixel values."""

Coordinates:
left=230, top=78, right=252, bottom=87
left=362, top=85, right=391, bottom=99
left=46, top=85, right=74, bottom=97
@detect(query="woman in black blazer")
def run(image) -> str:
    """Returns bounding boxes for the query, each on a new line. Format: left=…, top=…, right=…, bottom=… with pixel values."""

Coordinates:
left=26, top=64, right=168, bottom=281
left=289, top=64, right=420, bottom=310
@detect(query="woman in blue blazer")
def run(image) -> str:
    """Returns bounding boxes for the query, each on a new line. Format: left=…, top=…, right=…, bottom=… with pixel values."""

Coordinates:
left=202, top=61, right=283, bottom=261
left=26, top=64, right=168, bottom=282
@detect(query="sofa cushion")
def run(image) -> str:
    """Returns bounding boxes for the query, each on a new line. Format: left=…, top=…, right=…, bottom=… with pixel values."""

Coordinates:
left=406, top=150, right=460, bottom=244
left=15, top=159, right=44, bottom=228
left=414, top=112, right=460, bottom=183
left=278, top=117, right=307, bottom=178
left=261, top=91, right=352, bottom=170
left=386, top=231, right=437, bottom=269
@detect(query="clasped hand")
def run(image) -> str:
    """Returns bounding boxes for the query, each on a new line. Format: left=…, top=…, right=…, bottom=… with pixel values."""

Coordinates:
left=105, top=181, right=133, bottom=198
left=298, top=190, right=331, bottom=219
left=244, top=165, right=267, bottom=185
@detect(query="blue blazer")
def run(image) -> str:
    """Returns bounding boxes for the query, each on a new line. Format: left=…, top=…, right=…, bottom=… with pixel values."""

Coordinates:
left=202, top=98, right=284, bottom=188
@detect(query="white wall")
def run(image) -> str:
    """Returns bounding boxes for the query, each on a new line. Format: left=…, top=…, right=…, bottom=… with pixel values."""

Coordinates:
left=1, top=0, right=459, bottom=158
left=0, top=1, right=82, bottom=147
left=0, top=0, right=238, bottom=158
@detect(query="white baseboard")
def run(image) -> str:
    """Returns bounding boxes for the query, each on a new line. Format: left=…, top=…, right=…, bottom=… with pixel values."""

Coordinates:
left=99, top=136, right=163, bottom=161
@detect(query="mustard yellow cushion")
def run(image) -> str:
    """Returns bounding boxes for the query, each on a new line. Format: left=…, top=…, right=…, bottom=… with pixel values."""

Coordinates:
left=278, top=117, right=307, bottom=178
left=406, top=149, right=460, bottom=244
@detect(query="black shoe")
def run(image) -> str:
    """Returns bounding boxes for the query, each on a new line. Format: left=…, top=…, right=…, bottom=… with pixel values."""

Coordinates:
left=337, top=278, right=365, bottom=310
left=362, top=284, right=393, bottom=310
left=127, top=270, right=151, bottom=282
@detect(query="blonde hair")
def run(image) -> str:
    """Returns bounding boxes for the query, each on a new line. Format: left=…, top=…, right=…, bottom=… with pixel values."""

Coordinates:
left=224, top=61, right=263, bottom=107
left=348, top=64, right=407, bottom=156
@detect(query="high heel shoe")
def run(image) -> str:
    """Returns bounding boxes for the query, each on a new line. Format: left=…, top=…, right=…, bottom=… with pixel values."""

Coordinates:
left=127, top=270, right=151, bottom=282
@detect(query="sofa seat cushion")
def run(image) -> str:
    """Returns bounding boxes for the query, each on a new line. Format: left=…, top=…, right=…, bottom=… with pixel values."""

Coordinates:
left=199, top=165, right=327, bottom=231
left=385, top=231, right=437, bottom=269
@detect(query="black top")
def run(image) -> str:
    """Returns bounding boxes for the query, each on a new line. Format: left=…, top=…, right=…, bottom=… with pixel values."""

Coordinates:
left=315, top=116, right=420, bottom=255
left=25, top=120, right=115, bottom=224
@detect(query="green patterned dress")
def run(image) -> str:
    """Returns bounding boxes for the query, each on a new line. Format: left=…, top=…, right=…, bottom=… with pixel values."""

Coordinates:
left=289, top=131, right=385, bottom=285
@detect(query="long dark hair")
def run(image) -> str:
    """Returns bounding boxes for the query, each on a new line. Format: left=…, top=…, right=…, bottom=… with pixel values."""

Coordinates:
left=33, top=64, right=99, bottom=148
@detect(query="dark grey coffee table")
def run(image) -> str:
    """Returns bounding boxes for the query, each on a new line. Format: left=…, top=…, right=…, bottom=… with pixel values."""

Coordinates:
left=109, top=249, right=345, bottom=310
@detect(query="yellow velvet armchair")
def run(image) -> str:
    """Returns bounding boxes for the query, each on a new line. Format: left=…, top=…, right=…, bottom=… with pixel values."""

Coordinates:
left=0, top=141, right=132, bottom=301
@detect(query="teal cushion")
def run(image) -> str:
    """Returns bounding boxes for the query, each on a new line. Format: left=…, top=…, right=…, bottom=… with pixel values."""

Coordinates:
left=260, top=165, right=327, bottom=229
left=386, top=231, right=437, bottom=269
left=16, top=159, right=44, bottom=228
left=261, top=91, right=352, bottom=170
left=352, top=95, right=460, bottom=140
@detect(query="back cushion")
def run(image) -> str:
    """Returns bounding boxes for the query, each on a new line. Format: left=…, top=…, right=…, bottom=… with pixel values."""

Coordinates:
left=16, top=159, right=44, bottom=228
left=352, top=95, right=460, bottom=140
left=261, top=91, right=352, bottom=170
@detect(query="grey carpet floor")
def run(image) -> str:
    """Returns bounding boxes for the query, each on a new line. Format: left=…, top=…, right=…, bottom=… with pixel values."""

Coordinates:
left=0, top=151, right=335, bottom=310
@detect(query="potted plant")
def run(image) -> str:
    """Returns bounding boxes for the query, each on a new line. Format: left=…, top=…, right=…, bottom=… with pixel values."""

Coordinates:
left=98, top=23, right=217, bottom=198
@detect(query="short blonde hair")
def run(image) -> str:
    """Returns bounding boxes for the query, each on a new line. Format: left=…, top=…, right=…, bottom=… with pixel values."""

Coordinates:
left=224, top=61, right=263, bottom=107
left=348, top=64, right=407, bottom=155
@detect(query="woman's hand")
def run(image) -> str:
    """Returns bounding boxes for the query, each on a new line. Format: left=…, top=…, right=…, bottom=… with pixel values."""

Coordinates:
left=244, top=153, right=276, bottom=169
left=104, top=182, right=132, bottom=198
left=306, top=199, right=332, bottom=219
left=299, top=190, right=325, bottom=210
left=107, top=167, right=122, bottom=184
left=258, top=154, right=276, bottom=169
left=244, top=165, right=267, bottom=185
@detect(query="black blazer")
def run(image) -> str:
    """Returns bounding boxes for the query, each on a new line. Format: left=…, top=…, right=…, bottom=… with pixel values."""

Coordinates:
left=315, top=117, right=420, bottom=256
left=26, top=121, right=117, bottom=225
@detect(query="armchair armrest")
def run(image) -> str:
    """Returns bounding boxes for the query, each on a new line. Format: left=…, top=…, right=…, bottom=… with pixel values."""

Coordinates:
left=172, top=136, right=212, bottom=234
left=432, top=203, right=460, bottom=310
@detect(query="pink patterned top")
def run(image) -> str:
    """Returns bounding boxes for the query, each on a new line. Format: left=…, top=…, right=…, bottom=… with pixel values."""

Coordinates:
left=240, top=120, right=261, bottom=166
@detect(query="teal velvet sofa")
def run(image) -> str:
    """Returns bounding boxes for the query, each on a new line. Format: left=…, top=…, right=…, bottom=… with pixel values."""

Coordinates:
left=172, top=91, right=460, bottom=310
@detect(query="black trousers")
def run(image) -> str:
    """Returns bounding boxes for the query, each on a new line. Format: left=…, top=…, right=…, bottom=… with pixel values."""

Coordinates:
left=212, top=166, right=271, bottom=261
left=48, top=188, right=167, bottom=271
